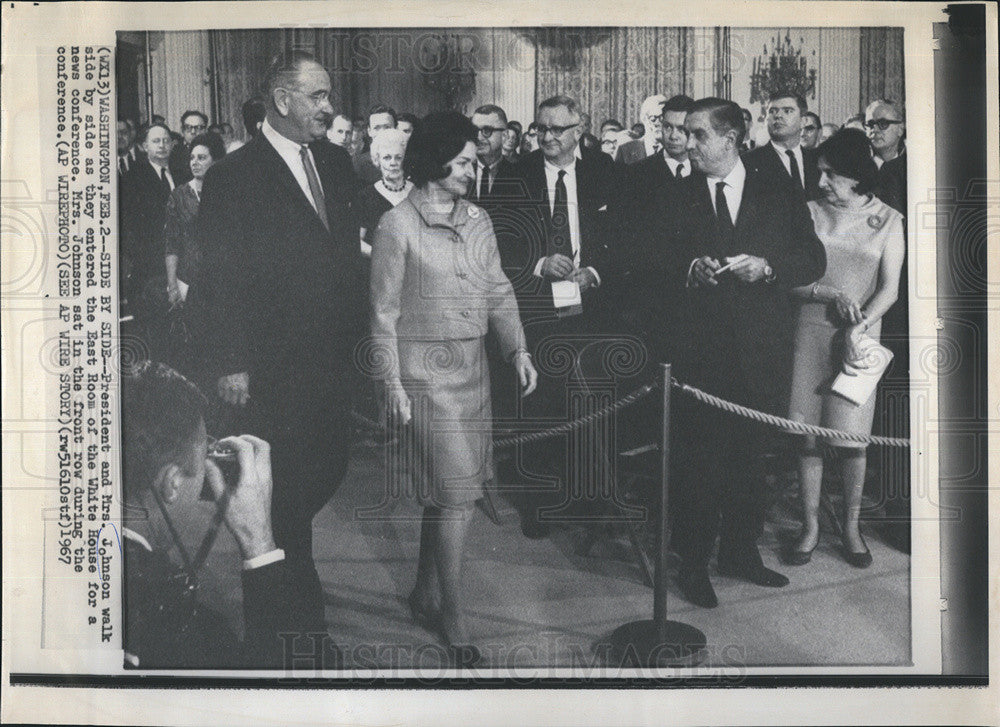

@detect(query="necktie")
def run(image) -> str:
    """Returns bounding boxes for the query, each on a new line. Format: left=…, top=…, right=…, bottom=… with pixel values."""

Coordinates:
left=715, top=180, right=735, bottom=248
left=652, top=141, right=662, bottom=156
left=300, top=145, right=329, bottom=230
left=479, top=164, right=489, bottom=199
left=158, top=166, right=171, bottom=194
left=674, top=162, right=685, bottom=179
left=786, top=149, right=803, bottom=188
left=549, top=169, right=570, bottom=257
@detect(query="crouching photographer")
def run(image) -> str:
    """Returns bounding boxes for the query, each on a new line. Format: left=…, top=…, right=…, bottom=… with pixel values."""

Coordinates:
left=122, top=361, right=319, bottom=668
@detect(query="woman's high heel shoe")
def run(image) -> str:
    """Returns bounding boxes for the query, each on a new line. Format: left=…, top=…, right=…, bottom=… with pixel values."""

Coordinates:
left=780, top=530, right=819, bottom=566
left=839, top=533, right=873, bottom=569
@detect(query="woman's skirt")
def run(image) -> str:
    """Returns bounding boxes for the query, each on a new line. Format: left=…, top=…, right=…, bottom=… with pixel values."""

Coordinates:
left=396, top=336, right=494, bottom=507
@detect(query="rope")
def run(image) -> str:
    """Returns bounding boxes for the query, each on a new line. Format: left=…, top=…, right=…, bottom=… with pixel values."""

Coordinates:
left=670, top=378, right=911, bottom=448
left=352, top=374, right=911, bottom=449
left=491, top=382, right=658, bottom=449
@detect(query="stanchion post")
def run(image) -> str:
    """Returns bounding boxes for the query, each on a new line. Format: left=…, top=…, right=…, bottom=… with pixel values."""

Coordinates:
left=653, top=363, right=671, bottom=640
left=601, top=362, right=707, bottom=668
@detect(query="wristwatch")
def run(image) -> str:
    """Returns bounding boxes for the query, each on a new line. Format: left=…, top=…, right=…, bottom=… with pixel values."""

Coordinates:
left=763, top=262, right=776, bottom=284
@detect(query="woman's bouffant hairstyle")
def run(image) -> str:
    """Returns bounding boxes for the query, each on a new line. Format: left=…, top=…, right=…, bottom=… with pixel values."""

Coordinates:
left=403, top=111, right=477, bottom=188
left=816, top=128, right=880, bottom=195
left=189, top=132, right=227, bottom=161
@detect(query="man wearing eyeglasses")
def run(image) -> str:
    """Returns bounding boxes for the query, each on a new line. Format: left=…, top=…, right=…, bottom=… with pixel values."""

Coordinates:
left=743, top=90, right=820, bottom=200
left=190, top=51, right=363, bottom=635
left=865, top=98, right=906, bottom=216
left=616, top=94, right=668, bottom=165
left=168, top=109, right=209, bottom=185
left=800, top=111, right=822, bottom=149
left=470, top=104, right=518, bottom=211
left=499, top=95, right=619, bottom=538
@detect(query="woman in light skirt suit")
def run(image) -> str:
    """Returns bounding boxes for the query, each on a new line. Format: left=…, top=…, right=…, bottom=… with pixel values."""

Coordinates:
left=370, top=111, right=537, bottom=662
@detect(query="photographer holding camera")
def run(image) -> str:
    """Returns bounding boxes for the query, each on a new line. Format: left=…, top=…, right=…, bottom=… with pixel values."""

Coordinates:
left=122, top=361, right=314, bottom=668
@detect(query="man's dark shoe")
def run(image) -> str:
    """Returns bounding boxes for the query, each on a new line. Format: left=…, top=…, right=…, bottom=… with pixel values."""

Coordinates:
left=677, top=568, right=718, bottom=608
left=717, top=557, right=790, bottom=587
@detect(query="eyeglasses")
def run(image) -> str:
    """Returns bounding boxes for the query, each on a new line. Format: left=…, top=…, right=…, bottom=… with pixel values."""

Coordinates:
left=864, top=118, right=903, bottom=131
left=182, top=123, right=207, bottom=132
left=476, top=126, right=505, bottom=138
left=802, top=125, right=818, bottom=132
left=536, top=123, right=578, bottom=137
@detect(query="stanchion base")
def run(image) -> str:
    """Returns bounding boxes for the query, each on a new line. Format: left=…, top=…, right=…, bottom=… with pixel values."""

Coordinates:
left=604, top=620, right=708, bottom=668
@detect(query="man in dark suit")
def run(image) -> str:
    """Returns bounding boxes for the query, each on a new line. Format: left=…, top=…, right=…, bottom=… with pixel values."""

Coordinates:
left=120, top=121, right=176, bottom=309
left=616, top=94, right=668, bottom=166
left=470, top=104, right=519, bottom=213
left=742, top=91, right=820, bottom=200
left=495, top=95, right=619, bottom=537
left=168, top=110, right=209, bottom=185
left=122, top=362, right=315, bottom=668
left=865, top=98, right=907, bottom=217
left=667, top=98, right=826, bottom=608
left=619, top=95, right=694, bottom=225
left=191, top=51, right=364, bottom=633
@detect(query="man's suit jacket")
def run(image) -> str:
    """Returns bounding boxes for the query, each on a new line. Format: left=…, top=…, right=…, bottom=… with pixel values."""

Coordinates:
left=123, top=536, right=307, bottom=668
left=494, top=149, right=618, bottom=331
left=169, top=142, right=194, bottom=185
left=471, top=157, right=519, bottom=216
left=120, top=158, right=173, bottom=295
left=666, top=164, right=826, bottom=411
left=192, top=133, right=363, bottom=388
left=876, top=151, right=907, bottom=217
left=618, top=152, right=689, bottom=220
left=742, top=142, right=821, bottom=201
left=615, top=138, right=652, bottom=165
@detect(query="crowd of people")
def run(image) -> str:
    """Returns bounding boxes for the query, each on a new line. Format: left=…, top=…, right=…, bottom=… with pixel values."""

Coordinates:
left=119, top=50, right=907, bottom=667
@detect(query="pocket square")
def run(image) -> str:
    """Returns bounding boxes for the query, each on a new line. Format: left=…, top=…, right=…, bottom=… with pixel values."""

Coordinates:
left=597, top=205, right=608, bottom=212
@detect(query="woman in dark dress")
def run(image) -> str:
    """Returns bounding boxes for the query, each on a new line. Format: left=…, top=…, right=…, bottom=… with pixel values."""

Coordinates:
left=163, top=132, right=226, bottom=307
left=356, top=128, right=413, bottom=257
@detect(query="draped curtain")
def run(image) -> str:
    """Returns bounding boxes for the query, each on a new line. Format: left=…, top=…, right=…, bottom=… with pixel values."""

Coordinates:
left=204, top=27, right=904, bottom=137
left=859, top=27, right=905, bottom=108
left=208, top=30, right=285, bottom=140
left=534, top=27, right=698, bottom=126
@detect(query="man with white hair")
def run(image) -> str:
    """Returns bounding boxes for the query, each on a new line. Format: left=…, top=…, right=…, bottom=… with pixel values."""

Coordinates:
left=615, top=94, right=667, bottom=165
left=865, top=98, right=906, bottom=216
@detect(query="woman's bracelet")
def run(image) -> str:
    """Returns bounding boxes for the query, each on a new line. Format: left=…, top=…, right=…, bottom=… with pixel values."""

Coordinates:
left=810, top=282, right=821, bottom=300
left=510, top=348, right=531, bottom=362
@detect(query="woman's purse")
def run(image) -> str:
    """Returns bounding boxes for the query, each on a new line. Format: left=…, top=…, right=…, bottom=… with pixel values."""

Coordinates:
left=831, top=334, right=894, bottom=406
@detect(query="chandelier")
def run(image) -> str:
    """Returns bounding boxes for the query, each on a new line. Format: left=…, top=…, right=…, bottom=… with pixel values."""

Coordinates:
left=749, top=31, right=818, bottom=106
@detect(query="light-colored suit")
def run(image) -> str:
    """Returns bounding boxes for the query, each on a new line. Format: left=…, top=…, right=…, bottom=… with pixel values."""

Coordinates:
left=370, top=184, right=526, bottom=506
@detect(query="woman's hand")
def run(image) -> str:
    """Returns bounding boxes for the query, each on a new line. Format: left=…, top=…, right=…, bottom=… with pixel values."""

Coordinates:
left=834, top=291, right=865, bottom=325
left=514, top=351, right=538, bottom=396
left=843, top=323, right=868, bottom=368
left=385, top=381, right=412, bottom=426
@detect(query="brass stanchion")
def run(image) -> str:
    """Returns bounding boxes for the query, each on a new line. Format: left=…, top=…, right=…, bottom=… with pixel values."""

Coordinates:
left=604, top=363, right=707, bottom=668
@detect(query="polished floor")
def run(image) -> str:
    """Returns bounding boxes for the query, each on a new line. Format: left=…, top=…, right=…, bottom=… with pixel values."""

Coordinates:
left=186, top=438, right=910, bottom=672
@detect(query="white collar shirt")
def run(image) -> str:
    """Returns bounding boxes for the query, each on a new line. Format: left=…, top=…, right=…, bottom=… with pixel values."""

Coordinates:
left=475, top=158, right=500, bottom=197
left=261, top=118, right=325, bottom=213
left=147, top=158, right=174, bottom=190
left=664, top=154, right=689, bottom=178
left=644, top=136, right=661, bottom=157
left=705, top=157, right=746, bottom=225
left=769, top=140, right=806, bottom=188
left=543, top=157, right=581, bottom=263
